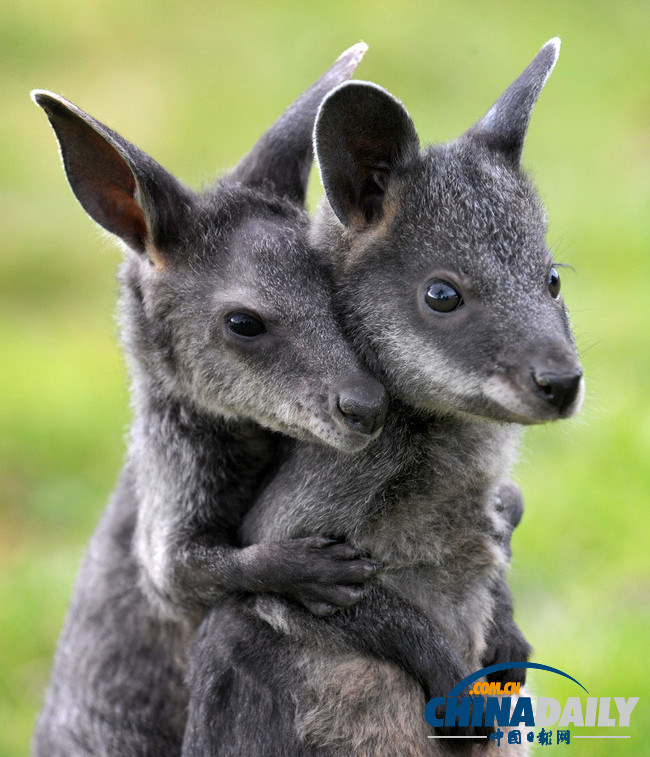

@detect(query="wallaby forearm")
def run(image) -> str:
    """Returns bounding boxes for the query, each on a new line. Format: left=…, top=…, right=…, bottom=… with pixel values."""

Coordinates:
left=140, top=536, right=376, bottom=619
left=482, top=575, right=531, bottom=685
left=322, top=583, right=469, bottom=701
left=315, top=574, right=527, bottom=700
left=482, top=480, right=531, bottom=683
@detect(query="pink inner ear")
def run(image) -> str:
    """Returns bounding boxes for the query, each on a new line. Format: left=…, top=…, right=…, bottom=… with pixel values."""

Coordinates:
left=108, top=186, right=147, bottom=240
left=87, top=180, right=148, bottom=252
left=55, top=111, right=149, bottom=252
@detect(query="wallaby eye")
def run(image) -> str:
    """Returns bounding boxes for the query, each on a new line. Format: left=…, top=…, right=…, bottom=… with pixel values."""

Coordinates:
left=548, top=267, right=561, bottom=299
left=424, top=279, right=464, bottom=313
left=226, top=312, right=266, bottom=338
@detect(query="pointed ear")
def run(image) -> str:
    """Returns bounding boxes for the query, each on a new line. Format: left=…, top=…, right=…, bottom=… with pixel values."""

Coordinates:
left=229, top=42, right=368, bottom=205
left=314, top=81, right=419, bottom=228
left=465, top=38, right=561, bottom=165
left=32, top=90, right=192, bottom=266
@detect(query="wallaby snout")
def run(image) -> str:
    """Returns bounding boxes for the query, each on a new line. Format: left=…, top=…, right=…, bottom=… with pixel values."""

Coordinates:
left=333, top=378, right=388, bottom=438
left=488, top=347, right=584, bottom=423
left=532, top=365, right=583, bottom=416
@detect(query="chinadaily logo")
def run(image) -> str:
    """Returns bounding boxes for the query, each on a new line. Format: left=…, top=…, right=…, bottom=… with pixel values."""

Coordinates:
left=424, top=663, right=639, bottom=748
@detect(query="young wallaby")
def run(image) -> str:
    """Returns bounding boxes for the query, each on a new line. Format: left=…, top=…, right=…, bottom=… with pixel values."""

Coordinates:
left=31, top=45, right=387, bottom=757
left=183, top=39, right=583, bottom=757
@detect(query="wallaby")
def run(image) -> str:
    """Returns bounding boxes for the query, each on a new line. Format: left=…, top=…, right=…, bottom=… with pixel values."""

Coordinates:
left=182, top=39, right=583, bottom=757
left=31, top=45, right=389, bottom=757
left=31, top=44, right=523, bottom=757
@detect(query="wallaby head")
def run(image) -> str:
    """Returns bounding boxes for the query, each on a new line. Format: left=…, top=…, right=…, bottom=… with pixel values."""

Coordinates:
left=314, top=38, right=583, bottom=425
left=33, top=43, right=387, bottom=452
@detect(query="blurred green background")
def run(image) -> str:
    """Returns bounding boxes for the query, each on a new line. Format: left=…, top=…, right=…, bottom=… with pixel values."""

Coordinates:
left=1, top=0, right=648, bottom=754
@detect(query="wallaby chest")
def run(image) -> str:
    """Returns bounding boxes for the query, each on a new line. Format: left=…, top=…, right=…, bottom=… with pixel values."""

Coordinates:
left=352, top=412, right=515, bottom=540
left=341, top=415, right=521, bottom=665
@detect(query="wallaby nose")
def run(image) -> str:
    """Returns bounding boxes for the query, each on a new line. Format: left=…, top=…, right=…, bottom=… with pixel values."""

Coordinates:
left=335, top=379, right=388, bottom=436
left=532, top=368, right=583, bottom=414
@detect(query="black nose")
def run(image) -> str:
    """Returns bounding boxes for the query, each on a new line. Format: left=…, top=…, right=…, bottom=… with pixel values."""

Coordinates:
left=336, top=379, right=388, bottom=436
left=533, top=369, right=583, bottom=414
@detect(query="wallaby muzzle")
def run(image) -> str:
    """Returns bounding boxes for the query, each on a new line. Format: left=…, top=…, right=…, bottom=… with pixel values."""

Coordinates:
left=332, top=377, right=388, bottom=437
left=497, top=346, right=584, bottom=423
left=532, top=366, right=583, bottom=416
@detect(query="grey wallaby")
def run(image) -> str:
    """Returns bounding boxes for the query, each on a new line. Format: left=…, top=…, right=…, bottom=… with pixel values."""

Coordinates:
left=182, top=39, right=583, bottom=757
left=31, top=45, right=394, bottom=757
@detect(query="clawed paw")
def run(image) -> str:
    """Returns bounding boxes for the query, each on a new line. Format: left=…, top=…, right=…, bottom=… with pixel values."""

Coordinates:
left=266, top=536, right=377, bottom=614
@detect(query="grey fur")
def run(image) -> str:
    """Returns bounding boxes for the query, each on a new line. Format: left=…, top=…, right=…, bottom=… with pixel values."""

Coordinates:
left=31, top=45, right=383, bottom=757
left=184, top=39, right=582, bottom=756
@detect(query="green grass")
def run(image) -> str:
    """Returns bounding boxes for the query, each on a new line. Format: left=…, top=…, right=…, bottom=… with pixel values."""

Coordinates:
left=2, top=0, right=649, bottom=753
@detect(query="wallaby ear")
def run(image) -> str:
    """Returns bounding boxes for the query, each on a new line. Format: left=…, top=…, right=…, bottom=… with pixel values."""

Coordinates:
left=465, top=38, right=561, bottom=165
left=314, top=81, right=419, bottom=229
left=32, top=90, right=192, bottom=266
left=229, top=42, right=368, bottom=205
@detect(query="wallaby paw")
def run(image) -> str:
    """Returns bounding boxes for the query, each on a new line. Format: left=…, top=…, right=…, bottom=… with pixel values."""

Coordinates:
left=262, top=536, right=377, bottom=614
left=486, top=662, right=529, bottom=687
left=298, top=584, right=369, bottom=616
left=434, top=695, right=494, bottom=752
left=483, top=630, right=532, bottom=687
left=493, top=480, right=524, bottom=531
left=291, top=537, right=376, bottom=613
left=421, top=656, right=474, bottom=705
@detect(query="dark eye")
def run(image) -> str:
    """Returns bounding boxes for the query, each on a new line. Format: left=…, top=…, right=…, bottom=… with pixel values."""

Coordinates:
left=548, top=267, right=561, bottom=299
left=424, top=279, right=464, bottom=313
left=226, top=312, right=266, bottom=337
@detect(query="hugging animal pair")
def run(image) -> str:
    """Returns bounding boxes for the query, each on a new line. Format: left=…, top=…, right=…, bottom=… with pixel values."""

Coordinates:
left=32, top=39, right=582, bottom=757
